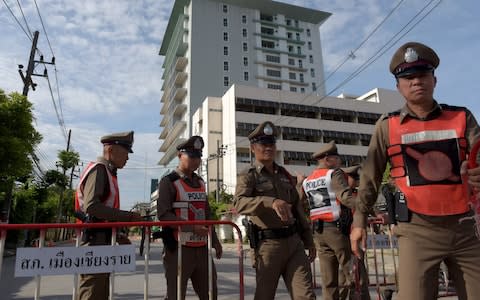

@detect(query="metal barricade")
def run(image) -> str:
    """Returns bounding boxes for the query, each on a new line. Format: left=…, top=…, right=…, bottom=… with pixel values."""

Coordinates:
left=0, top=220, right=245, bottom=300
left=365, top=217, right=457, bottom=300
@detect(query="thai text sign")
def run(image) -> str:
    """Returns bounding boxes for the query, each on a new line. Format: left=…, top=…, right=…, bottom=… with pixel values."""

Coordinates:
left=15, top=245, right=135, bottom=277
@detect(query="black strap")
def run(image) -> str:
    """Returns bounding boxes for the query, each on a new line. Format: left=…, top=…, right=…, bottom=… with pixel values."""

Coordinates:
left=258, top=224, right=297, bottom=240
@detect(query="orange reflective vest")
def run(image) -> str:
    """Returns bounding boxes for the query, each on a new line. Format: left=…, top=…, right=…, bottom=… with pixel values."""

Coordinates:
left=387, top=107, right=469, bottom=216
left=75, top=162, right=119, bottom=223
left=303, top=168, right=342, bottom=222
left=172, top=178, right=208, bottom=247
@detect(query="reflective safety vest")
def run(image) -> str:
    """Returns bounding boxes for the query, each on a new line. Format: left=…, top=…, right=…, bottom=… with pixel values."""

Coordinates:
left=172, top=178, right=208, bottom=247
left=303, top=168, right=342, bottom=222
left=387, top=107, right=469, bottom=216
left=75, top=162, right=119, bottom=223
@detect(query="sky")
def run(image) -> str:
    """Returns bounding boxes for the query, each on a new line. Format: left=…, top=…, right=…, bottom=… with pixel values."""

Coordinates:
left=1, top=0, right=479, bottom=211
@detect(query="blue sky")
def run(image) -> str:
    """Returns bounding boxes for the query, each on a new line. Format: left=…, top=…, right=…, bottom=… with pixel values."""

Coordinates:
left=1, top=0, right=479, bottom=210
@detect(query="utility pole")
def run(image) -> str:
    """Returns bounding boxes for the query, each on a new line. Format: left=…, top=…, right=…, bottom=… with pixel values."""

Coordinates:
left=56, top=129, right=71, bottom=224
left=215, top=140, right=228, bottom=203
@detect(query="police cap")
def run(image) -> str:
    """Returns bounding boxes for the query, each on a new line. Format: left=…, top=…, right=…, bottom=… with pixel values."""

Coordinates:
left=312, top=141, right=338, bottom=160
left=248, top=121, right=278, bottom=144
left=177, top=135, right=204, bottom=158
left=389, top=42, right=439, bottom=78
left=101, top=131, right=134, bottom=153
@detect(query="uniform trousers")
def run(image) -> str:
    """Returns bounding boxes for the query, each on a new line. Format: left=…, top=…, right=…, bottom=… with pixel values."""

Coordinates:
left=254, top=233, right=315, bottom=300
left=314, top=227, right=353, bottom=300
left=394, top=212, right=480, bottom=300
left=163, top=245, right=217, bottom=300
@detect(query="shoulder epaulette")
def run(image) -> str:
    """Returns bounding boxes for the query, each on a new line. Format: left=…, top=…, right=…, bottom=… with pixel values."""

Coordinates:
left=385, top=110, right=401, bottom=119
left=439, top=103, right=467, bottom=111
left=164, top=171, right=180, bottom=182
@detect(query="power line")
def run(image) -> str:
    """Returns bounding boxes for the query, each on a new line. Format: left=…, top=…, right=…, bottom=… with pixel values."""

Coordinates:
left=2, top=0, right=32, bottom=41
left=45, top=72, right=68, bottom=142
left=33, top=0, right=54, bottom=57
left=15, top=0, right=33, bottom=39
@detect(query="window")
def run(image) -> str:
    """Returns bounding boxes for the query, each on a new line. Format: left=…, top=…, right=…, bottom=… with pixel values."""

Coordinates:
left=223, top=46, right=228, bottom=55
left=243, top=42, right=248, bottom=51
left=222, top=4, right=228, bottom=13
left=267, top=83, right=282, bottom=90
left=309, top=55, right=313, bottom=63
left=288, top=58, right=295, bottom=66
left=290, top=87, right=297, bottom=92
left=223, top=18, right=228, bottom=27
left=262, top=40, right=275, bottom=49
left=308, top=41, right=312, bottom=50
left=242, top=28, right=247, bottom=37
left=310, top=68, right=315, bottom=77
left=223, top=32, right=228, bottom=41
left=224, top=61, right=229, bottom=71
left=261, top=27, right=274, bottom=35
left=306, top=29, right=311, bottom=37
left=289, top=72, right=296, bottom=80
left=243, top=57, right=248, bottom=66
left=267, top=69, right=281, bottom=77
left=299, top=74, right=304, bottom=83
left=296, top=32, right=300, bottom=41
left=224, top=76, right=229, bottom=87
left=266, top=55, right=280, bottom=63
left=294, top=20, right=299, bottom=27
left=242, top=15, right=247, bottom=24
left=297, top=46, right=301, bottom=55
left=312, top=82, right=317, bottom=91
left=286, top=19, right=291, bottom=26
left=301, top=87, right=305, bottom=93
left=298, top=60, right=303, bottom=68
left=244, top=71, right=249, bottom=81
left=288, top=45, right=294, bottom=53
left=287, top=32, right=292, bottom=39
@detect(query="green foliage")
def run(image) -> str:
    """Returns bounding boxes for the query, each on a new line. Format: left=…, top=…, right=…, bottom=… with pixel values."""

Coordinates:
left=0, top=90, right=42, bottom=181
left=208, top=191, right=234, bottom=220
left=44, top=170, right=69, bottom=188
left=58, top=150, right=80, bottom=171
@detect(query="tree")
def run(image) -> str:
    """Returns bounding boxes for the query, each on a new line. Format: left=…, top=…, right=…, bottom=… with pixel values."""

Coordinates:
left=0, top=89, right=42, bottom=222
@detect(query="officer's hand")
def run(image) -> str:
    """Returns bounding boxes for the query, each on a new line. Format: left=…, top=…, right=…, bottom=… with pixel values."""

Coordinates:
left=350, top=227, right=366, bottom=258
left=193, top=225, right=209, bottom=237
left=294, top=171, right=306, bottom=184
left=272, top=199, right=293, bottom=222
left=307, top=246, right=316, bottom=263
left=214, top=243, right=223, bottom=259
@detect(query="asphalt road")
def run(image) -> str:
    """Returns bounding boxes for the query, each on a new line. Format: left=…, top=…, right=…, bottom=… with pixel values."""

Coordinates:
left=0, top=240, right=458, bottom=299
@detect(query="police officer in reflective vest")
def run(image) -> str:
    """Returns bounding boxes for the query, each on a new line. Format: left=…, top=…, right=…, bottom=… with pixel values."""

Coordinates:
left=234, top=121, right=316, bottom=300
left=299, top=141, right=356, bottom=300
left=156, top=135, right=223, bottom=300
left=75, top=131, right=143, bottom=300
left=350, top=41, right=480, bottom=299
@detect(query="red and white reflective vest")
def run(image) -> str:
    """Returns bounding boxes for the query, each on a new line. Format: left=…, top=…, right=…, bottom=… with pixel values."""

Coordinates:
left=387, top=107, right=469, bottom=216
left=303, top=168, right=342, bottom=222
left=75, top=162, right=119, bottom=223
left=172, top=178, right=208, bottom=247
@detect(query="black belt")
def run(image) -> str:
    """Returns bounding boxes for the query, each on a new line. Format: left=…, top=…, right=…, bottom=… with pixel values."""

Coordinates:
left=258, top=225, right=297, bottom=240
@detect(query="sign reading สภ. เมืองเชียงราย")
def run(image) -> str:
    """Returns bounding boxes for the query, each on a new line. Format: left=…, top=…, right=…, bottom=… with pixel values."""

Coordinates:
left=14, top=245, right=135, bottom=277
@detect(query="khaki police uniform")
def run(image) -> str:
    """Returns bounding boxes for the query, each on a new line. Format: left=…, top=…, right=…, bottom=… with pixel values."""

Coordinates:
left=354, top=42, right=480, bottom=300
left=234, top=121, right=316, bottom=300
left=156, top=136, right=222, bottom=300
left=302, top=141, right=356, bottom=300
left=341, top=165, right=371, bottom=300
left=77, top=131, right=141, bottom=300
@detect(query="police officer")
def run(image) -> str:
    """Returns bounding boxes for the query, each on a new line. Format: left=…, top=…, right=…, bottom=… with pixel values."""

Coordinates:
left=156, top=135, right=223, bottom=300
left=75, top=131, right=143, bottom=300
left=234, top=121, right=316, bottom=300
left=300, top=141, right=355, bottom=300
left=341, top=165, right=371, bottom=300
left=350, top=41, right=480, bottom=300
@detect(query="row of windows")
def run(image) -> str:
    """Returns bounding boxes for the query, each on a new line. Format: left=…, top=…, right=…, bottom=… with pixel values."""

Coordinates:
left=235, top=98, right=381, bottom=124
left=223, top=43, right=249, bottom=55
left=223, top=29, right=248, bottom=41
left=223, top=72, right=250, bottom=86
left=236, top=150, right=364, bottom=167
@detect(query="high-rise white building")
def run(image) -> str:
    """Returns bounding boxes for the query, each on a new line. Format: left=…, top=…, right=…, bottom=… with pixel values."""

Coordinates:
left=158, top=0, right=331, bottom=165
left=193, top=84, right=403, bottom=194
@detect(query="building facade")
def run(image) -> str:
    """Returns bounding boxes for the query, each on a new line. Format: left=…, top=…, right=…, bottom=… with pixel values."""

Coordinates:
left=158, top=0, right=331, bottom=165
left=193, top=84, right=404, bottom=195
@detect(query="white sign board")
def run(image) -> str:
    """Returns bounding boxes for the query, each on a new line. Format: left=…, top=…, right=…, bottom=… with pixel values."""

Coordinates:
left=15, top=245, right=135, bottom=277
left=366, top=234, right=398, bottom=249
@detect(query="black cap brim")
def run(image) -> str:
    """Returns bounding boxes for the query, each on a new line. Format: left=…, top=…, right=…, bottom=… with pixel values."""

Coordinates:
left=395, top=65, right=434, bottom=78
